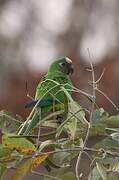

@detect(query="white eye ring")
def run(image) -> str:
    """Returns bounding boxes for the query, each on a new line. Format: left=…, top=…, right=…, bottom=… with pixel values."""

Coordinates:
left=59, top=62, right=65, bottom=67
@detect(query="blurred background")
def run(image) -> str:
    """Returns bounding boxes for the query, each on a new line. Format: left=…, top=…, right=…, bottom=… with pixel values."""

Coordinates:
left=0, top=0, right=119, bottom=120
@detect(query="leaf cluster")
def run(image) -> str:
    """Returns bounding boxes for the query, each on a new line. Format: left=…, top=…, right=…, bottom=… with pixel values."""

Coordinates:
left=0, top=80, right=119, bottom=180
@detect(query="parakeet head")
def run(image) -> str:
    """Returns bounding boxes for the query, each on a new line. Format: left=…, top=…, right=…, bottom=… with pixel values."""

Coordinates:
left=48, top=57, right=74, bottom=75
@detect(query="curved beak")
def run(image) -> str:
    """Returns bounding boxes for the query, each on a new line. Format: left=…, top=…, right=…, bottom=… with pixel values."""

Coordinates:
left=67, top=63, right=74, bottom=74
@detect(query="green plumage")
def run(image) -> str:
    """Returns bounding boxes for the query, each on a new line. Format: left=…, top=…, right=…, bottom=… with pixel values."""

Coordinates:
left=24, top=57, right=73, bottom=135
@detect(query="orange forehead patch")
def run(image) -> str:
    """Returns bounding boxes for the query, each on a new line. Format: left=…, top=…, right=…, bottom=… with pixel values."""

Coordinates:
left=65, top=57, right=72, bottom=64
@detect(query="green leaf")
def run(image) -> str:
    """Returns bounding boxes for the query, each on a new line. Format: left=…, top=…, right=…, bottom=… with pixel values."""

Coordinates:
left=12, top=159, right=33, bottom=180
left=106, top=115, right=119, bottom=128
left=92, top=108, right=108, bottom=125
left=12, top=154, right=49, bottom=179
left=32, top=154, right=49, bottom=169
left=67, top=117, right=77, bottom=140
left=110, top=160, right=119, bottom=172
left=42, top=120, right=58, bottom=128
left=2, top=135, right=36, bottom=155
left=88, top=166, right=102, bottom=180
left=94, top=137, right=119, bottom=150
left=0, top=145, right=22, bottom=169
left=98, top=156, right=115, bottom=167
left=56, top=101, right=88, bottom=138
left=111, top=133, right=119, bottom=143
left=39, top=140, right=55, bottom=152
left=52, top=139, right=79, bottom=166
left=52, top=151, right=71, bottom=166
left=0, top=110, right=21, bottom=133
left=90, top=123, right=106, bottom=136
left=0, top=144, right=12, bottom=159
left=107, top=174, right=118, bottom=180
left=44, top=167, right=76, bottom=180
left=60, top=171, right=76, bottom=180
left=106, top=128, right=119, bottom=133
left=96, top=162, right=107, bottom=180
left=89, top=165, right=115, bottom=180
left=0, top=164, right=7, bottom=180
left=68, top=101, right=88, bottom=125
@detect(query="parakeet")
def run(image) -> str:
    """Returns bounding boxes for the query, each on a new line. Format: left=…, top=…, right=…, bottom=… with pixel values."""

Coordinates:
left=23, top=57, right=74, bottom=135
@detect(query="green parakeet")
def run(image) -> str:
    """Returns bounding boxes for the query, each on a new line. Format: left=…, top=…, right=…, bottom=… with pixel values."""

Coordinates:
left=23, top=57, right=74, bottom=135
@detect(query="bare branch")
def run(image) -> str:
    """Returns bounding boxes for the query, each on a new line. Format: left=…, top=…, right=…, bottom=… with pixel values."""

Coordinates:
left=75, top=49, right=96, bottom=180
left=25, top=81, right=34, bottom=100
left=31, top=170, right=62, bottom=180
left=30, top=147, right=119, bottom=159
left=95, top=68, right=105, bottom=84
left=96, top=87, right=119, bottom=111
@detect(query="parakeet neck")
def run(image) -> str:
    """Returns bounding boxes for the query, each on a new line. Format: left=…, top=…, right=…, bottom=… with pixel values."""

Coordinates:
left=47, top=70, right=69, bottom=78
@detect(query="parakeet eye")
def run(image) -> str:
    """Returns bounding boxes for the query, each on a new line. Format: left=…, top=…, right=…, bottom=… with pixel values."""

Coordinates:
left=59, top=62, right=65, bottom=67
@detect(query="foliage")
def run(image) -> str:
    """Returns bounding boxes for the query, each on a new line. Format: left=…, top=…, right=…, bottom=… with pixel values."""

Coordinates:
left=0, top=71, right=119, bottom=179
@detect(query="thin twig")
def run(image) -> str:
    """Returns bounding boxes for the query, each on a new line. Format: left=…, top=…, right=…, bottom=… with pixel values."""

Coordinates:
left=83, top=151, right=93, bottom=162
left=56, top=108, right=88, bottom=139
left=25, top=81, right=34, bottom=100
left=0, top=113, right=22, bottom=124
left=36, top=108, right=41, bottom=149
left=96, top=87, right=119, bottom=111
left=29, top=147, right=119, bottom=159
left=37, top=110, right=64, bottom=126
left=95, top=68, right=105, bottom=84
left=69, top=109, right=88, bottom=124
left=87, top=66, right=119, bottom=112
left=31, top=170, right=62, bottom=180
left=27, top=94, right=34, bottom=100
left=10, top=130, right=56, bottom=138
left=75, top=49, right=96, bottom=180
left=64, top=83, right=94, bottom=102
left=88, top=49, right=96, bottom=125
left=88, top=68, right=105, bottom=85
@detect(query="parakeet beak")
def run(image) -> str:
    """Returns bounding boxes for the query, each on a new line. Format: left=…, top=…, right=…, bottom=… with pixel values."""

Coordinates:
left=67, top=64, right=74, bottom=74
left=66, top=57, right=74, bottom=74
